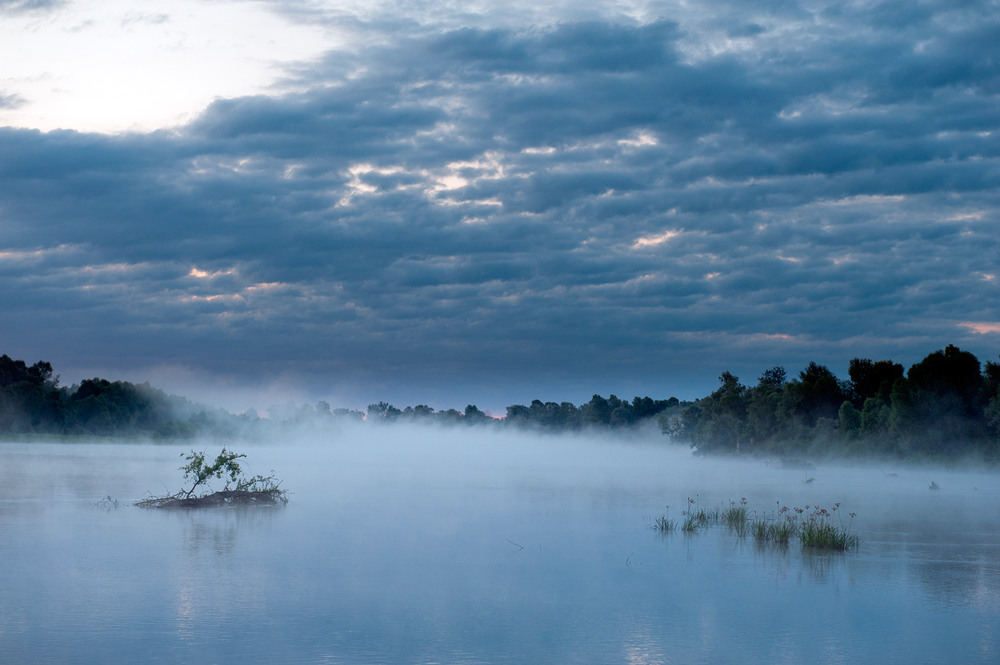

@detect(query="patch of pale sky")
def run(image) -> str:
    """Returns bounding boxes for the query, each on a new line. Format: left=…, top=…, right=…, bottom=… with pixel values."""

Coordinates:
left=748, top=333, right=796, bottom=341
left=960, top=322, right=1000, bottom=335
left=618, top=130, right=659, bottom=148
left=831, top=254, right=857, bottom=265
left=177, top=279, right=290, bottom=307
left=522, top=146, right=557, bottom=155
left=435, top=195, right=504, bottom=208
left=632, top=229, right=680, bottom=248
left=0, top=243, right=77, bottom=262
left=819, top=194, right=908, bottom=207
left=337, top=153, right=512, bottom=207
left=776, top=254, right=802, bottom=263
left=188, top=267, right=238, bottom=279
left=0, top=0, right=336, bottom=133
left=945, top=211, right=985, bottom=222
left=343, top=0, right=665, bottom=27
left=338, top=163, right=392, bottom=205
left=75, top=261, right=149, bottom=276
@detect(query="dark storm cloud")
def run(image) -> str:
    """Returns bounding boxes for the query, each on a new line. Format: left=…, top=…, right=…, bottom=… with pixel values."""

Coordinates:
left=1, top=0, right=998, bottom=408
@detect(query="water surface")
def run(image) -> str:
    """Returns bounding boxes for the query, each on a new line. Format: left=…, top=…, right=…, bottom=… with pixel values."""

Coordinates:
left=2, top=428, right=998, bottom=664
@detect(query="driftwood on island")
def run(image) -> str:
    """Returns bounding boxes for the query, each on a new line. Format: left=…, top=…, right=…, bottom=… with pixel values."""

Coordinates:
left=135, top=485, right=287, bottom=509
left=135, top=447, right=287, bottom=509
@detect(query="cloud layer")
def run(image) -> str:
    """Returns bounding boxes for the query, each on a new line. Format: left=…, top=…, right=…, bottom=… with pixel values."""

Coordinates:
left=1, top=0, right=998, bottom=410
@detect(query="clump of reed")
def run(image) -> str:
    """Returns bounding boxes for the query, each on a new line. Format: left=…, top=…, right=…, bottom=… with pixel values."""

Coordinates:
left=652, top=510, right=676, bottom=533
left=654, top=497, right=859, bottom=551
left=723, top=498, right=750, bottom=538
left=681, top=496, right=719, bottom=532
left=796, top=503, right=859, bottom=550
left=749, top=506, right=797, bottom=545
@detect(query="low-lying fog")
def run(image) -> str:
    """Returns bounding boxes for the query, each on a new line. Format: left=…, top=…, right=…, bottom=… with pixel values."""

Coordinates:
left=2, top=424, right=998, bottom=664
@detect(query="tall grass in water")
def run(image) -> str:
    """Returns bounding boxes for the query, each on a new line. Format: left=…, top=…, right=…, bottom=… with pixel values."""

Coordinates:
left=749, top=503, right=797, bottom=545
left=766, top=518, right=797, bottom=545
left=681, top=496, right=718, bottom=532
left=652, top=509, right=676, bottom=533
left=797, top=503, right=859, bottom=550
left=723, top=498, right=750, bottom=538
left=659, top=498, right=859, bottom=551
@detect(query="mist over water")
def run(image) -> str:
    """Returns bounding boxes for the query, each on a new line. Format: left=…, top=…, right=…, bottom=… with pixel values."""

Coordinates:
left=2, top=425, right=998, bottom=664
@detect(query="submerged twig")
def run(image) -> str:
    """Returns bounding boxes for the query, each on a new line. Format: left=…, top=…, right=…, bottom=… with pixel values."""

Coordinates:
left=95, top=495, right=119, bottom=509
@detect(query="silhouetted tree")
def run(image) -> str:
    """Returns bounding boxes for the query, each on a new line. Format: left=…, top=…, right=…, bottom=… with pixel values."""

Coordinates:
left=464, top=404, right=490, bottom=423
left=745, top=366, right=787, bottom=447
left=506, top=404, right=530, bottom=422
left=694, top=372, right=748, bottom=453
left=785, top=362, right=848, bottom=430
left=367, top=402, right=401, bottom=421
left=582, top=394, right=612, bottom=425
left=904, top=345, right=987, bottom=453
left=848, top=358, right=903, bottom=405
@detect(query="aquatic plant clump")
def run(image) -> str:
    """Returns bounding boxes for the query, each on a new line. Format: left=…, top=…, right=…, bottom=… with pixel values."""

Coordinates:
left=682, top=511, right=704, bottom=532
left=680, top=497, right=719, bottom=532
left=750, top=515, right=797, bottom=545
left=723, top=498, right=750, bottom=537
left=652, top=513, right=676, bottom=533
left=135, top=447, right=287, bottom=509
left=656, top=498, right=859, bottom=551
left=796, top=504, right=859, bottom=550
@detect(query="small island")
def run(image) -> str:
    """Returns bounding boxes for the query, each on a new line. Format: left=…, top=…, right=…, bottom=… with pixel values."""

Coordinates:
left=135, top=448, right=286, bottom=509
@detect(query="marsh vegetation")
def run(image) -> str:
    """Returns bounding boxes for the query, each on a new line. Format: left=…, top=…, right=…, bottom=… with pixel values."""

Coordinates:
left=657, top=497, right=859, bottom=550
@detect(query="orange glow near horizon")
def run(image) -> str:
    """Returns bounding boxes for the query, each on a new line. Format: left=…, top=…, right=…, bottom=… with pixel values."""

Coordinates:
left=960, top=322, right=1000, bottom=334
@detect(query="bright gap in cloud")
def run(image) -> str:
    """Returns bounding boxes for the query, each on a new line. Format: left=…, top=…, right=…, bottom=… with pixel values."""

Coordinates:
left=0, top=244, right=78, bottom=262
left=0, top=0, right=335, bottom=134
left=632, top=230, right=679, bottom=248
left=188, top=267, right=238, bottom=279
left=960, top=322, right=1000, bottom=335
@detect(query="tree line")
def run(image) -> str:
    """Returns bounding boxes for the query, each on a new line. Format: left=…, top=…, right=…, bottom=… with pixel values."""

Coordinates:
left=0, top=353, right=676, bottom=439
left=666, top=345, right=1000, bottom=460
left=0, top=355, right=221, bottom=439
left=1, top=345, right=999, bottom=461
left=364, top=395, right=678, bottom=429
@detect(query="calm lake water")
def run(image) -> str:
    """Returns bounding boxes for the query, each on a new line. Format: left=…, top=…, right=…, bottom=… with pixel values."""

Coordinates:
left=2, top=426, right=999, bottom=664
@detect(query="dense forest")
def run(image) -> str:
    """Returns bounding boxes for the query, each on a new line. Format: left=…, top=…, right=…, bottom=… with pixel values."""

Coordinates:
left=2, top=345, right=999, bottom=462
left=0, top=355, right=230, bottom=439
left=667, top=345, right=1000, bottom=461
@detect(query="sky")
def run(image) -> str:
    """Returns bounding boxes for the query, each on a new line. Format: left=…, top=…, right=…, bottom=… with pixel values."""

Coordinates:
left=1, top=0, right=998, bottom=414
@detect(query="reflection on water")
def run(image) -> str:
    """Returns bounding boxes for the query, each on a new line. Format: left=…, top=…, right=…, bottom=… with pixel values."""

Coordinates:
left=1, top=430, right=999, bottom=664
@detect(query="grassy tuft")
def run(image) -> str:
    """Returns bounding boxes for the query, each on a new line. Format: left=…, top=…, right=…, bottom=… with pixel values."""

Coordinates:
left=681, top=497, right=719, bottom=532
left=656, top=498, right=859, bottom=552
left=723, top=498, right=750, bottom=537
left=653, top=509, right=676, bottom=533
left=797, top=504, right=859, bottom=550
left=766, top=518, right=797, bottom=545
left=681, top=512, right=702, bottom=532
left=750, top=518, right=769, bottom=541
